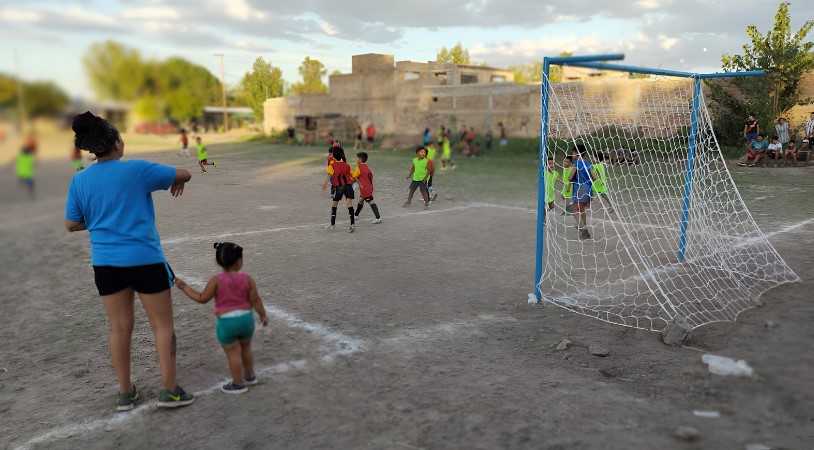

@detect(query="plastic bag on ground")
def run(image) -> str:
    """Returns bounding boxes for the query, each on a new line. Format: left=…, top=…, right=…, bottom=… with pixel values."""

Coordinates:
left=702, top=354, right=754, bottom=378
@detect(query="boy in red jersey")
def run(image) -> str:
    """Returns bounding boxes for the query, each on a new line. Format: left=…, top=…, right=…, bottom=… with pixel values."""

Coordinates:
left=321, top=146, right=357, bottom=232
left=351, top=152, right=383, bottom=224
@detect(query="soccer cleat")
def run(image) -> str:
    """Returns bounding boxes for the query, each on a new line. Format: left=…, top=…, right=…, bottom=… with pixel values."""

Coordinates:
left=212, top=161, right=217, bottom=168
left=349, top=224, right=356, bottom=233
left=325, top=224, right=335, bottom=231
left=116, top=385, right=138, bottom=412
left=402, top=202, right=410, bottom=208
left=157, top=386, right=195, bottom=408
left=220, top=381, right=248, bottom=394
left=244, top=372, right=258, bottom=386
left=372, top=218, right=383, bottom=224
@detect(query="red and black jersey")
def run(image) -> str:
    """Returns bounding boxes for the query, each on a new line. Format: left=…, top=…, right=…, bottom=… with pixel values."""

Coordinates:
left=331, top=161, right=354, bottom=187
left=356, top=163, right=374, bottom=197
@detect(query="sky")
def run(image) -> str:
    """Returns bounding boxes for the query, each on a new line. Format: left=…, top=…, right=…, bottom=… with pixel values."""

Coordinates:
left=0, top=0, right=812, bottom=100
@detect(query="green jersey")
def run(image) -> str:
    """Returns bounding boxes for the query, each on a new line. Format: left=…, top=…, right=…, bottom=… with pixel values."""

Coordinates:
left=561, top=168, right=573, bottom=196
left=592, top=162, right=608, bottom=194
left=426, top=145, right=437, bottom=161
left=197, top=143, right=208, bottom=161
left=442, top=140, right=451, bottom=156
left=545, top=169, right=559, bottom=203
left=412, top=157, right=430, bottom=181
left=16, top=153, right=35, bottom=179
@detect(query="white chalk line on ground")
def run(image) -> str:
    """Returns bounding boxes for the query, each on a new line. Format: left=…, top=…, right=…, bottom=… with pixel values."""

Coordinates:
left=13, top=303, right=362, bottom=450
left=160, top=203, right=533, bottom=245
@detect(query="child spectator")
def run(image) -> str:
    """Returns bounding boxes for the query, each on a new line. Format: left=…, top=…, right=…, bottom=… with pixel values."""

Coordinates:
left=767, top=135, right=783, bottom=167
left=775, top=117, right=790, bottom=150
left=784, top=140, right=799, bottom=166
left=743, top=114, right=759, bottom=143
left=366, top=123, right=376, bottom=150
left=591, top=152, right=615, bottom=213
left=498, top=122, right=508, bottom=153
left=441, top=134, right=456, bottom=170
left=484, top=129, right=493, bottom=156
left=561, top=155, right=574, bottom=215
left=174, top=242, right=269, bottom=394
left=738, top=134, right=769, bottom=167
left=178, top=129, right=190, bottom=157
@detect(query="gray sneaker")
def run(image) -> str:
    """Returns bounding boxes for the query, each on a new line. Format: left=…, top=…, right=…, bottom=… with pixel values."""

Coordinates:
left=424, top=203, right=430, bottom=210
left=349, top=224, right=356, bottom=233
left=372, top=218, right=383, bottom=224
left=325, top=224, right=335, bottom=231
left=116, top=385, right=138, bottom=412
left=220, top=381, right=248, bottom=395
left=157, top=385, right=195, bottom=408
left=402, top=202, right=410, bottom=208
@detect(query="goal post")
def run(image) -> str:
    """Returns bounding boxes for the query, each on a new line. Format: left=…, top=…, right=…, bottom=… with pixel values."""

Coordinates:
left=533, top=54, right=799, bottom=331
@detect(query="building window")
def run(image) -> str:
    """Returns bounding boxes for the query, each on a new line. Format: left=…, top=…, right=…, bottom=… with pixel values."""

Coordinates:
left=434, top=72, right=448, bottom=84
left=461, top=73, right=478, bottom=84
left=490, top=75, right=506, bottom=83
left=404, top=71, right=420, bottom=80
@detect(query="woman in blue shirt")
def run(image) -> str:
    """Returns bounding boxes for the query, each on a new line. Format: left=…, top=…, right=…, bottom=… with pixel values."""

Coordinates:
left=65, top=112, right=194, bottom=411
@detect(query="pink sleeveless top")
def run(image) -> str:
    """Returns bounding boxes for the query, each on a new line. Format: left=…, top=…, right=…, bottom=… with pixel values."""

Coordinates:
left=213, top=272, right=251, bottom=313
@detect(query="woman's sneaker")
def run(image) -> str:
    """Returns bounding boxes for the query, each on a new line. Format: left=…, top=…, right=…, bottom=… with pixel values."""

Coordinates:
left=244, top=372, right=259, bottom=386
left=116, top=385, right=139, bottom=412
left=220, top=381, right=248, bottom=394
left=157, top=386, right=195, bottom=408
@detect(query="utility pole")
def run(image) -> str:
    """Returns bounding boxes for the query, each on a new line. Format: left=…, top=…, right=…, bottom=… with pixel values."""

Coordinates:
left=214, top=53, right=228, bottom=132
left=15, top=47, right=26, bottom=133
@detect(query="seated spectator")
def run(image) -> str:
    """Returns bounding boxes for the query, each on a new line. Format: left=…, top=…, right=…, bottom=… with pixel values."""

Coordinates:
left=767, top=135, right=783, bottom=167
left=784, top=140, right=799, bottom=166
left=738, top=134, right=769, bottom=167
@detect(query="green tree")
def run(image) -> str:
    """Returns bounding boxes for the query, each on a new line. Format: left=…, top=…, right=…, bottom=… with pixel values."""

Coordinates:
left=24, top=81, right=70, bottom=118
left=708, top=2, right=814, bottom=145
left=291, top=57, right=327, bottom=94
left=510, top=52, right=571, bottom=84
left=237, top=57, right=284, bottom=120
left=330, top=69, right=342, bottom=76
left=82, top=41, right=146, bottom=101
left=436, top=42, right=471, bottom=64
left=160, top=57, right=221, bottom=121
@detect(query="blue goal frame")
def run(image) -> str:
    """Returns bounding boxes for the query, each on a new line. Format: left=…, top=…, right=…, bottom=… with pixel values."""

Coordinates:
left=534, top=54, right=764, bottom=301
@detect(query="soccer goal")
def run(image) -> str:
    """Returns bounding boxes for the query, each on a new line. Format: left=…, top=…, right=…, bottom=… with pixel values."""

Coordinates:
left=532, top=54, right=799, bottom=332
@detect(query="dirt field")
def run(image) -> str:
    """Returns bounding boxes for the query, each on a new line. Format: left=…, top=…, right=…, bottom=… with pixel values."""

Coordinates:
left=1, top=139, right=813, bottom=450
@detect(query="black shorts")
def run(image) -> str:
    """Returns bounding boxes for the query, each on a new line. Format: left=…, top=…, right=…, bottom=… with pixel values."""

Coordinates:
left=332, top=185, right=355, bottom=201
left=409, top=180, right=428, bottom=192
left=361, top=196, right=375, bottom=202
left=93, top=263, right=175, bottom=296
left=427, top=175, right=433, bottom=188
left=367, top=136, right=374, bottom=143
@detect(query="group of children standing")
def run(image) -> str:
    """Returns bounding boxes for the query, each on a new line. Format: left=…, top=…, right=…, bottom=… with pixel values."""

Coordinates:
left=544, top=146, right=615, bottom=240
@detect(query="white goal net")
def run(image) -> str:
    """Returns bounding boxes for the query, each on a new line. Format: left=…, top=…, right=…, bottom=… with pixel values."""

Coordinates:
left=537, top=73, right=799, bottom=331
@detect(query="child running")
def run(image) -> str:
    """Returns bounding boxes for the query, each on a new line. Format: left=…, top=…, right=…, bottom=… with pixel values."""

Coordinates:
left=560, top=155, right=574, bottom=215
left=179, top=129, right=190, bottom=157
left=17, top=145, right=36, bottom=199
left=196, top=136, right=217, bottom=173
left=72, top=146, right=85, bottom=172
left=591, top=152, right=615, bottom=214
left=321, top=146, right=357, bottom=232
left=174, top=242, right=269, bottom=394
left=403, top=146, right=433, bottom=210
left=351, top=152, right=383, bottom=224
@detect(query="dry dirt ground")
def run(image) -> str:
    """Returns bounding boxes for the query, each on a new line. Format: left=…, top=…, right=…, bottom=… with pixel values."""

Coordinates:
left=1, top=141, right=813, bottom=450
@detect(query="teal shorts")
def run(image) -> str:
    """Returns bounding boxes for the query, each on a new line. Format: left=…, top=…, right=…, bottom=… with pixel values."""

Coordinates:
left=215, top=311, right=255, bottom=345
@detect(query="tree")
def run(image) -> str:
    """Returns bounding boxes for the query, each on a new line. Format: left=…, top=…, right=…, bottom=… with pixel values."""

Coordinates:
left=510, top=52, right=572, bottom=84
left=330, top=69, right=342, bottom=76
left=290, top=57, right=327, bottom=94
left=437, top=43, right=471, bottom=65
left=708, top=2, right=814, bottom=145
left=24, top=81, right=69, bottom=118
left=237, top=57, right=284, bottom=120
left=83, top=41, right=146, bottom=101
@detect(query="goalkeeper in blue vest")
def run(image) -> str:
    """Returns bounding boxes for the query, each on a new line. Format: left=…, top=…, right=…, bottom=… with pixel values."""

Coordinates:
left=567, top=144, right=597, bottom=240
left=591, top=151, right=615, bottom=214
left=403, top=146, right=434, bottom=210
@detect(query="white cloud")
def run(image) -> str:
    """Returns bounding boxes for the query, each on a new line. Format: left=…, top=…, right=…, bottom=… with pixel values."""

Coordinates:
left=658, top=34, right=678, bottom=50
left=0, top=9, right=42, bottom=23
left=319, top=22, right=338, bottom=36
left=215, top=0, right=265, bottom=21
left=63, top=8, right=116, bottom=27
left=123, top=7, right=180, bottom=20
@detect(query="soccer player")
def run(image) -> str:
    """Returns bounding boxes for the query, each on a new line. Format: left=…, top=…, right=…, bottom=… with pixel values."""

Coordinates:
left=544, top=157, right=558, bottom=222
left=321, top=146, right=357, bottom=232
left=326, top=143, right=337, bottom=198
left=351, top=152, right=383, bottom=224
left=567, top=145, right=596, bottom=239
left=591, top=152, right=615, bottom=213
left=403, top=146, right=433, bottom=210
left=72, top=145, right=85, bottom=172
left=426, top=141, right=439, bottom=201
left=196, top=136, right=217, bottom=173
left=17, top=145, right=36, bottom=199
left=560, top=155, right=574, bottom=215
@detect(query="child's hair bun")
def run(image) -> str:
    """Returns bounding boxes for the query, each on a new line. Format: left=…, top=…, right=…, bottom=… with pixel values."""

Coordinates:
left=213, top=242, right=221, bottom=249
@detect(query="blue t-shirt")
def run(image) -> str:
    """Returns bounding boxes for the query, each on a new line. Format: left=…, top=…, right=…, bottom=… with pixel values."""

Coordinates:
left=750, top=140, right=769, bottom=152
left=572, top=159, right=593, bottom=192
left=65, top=159, right=176, bottom=267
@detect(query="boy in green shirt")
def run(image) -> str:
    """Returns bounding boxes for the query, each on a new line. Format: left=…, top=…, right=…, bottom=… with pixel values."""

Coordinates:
left=440, top=135, right=456, bottom=170
left=196, top=136, right=217, bottom=173
left=591, top=152, right=615, bottom=214
left=561, top=156, right=574, bottom=215
left=16, top=146, right=36, bottom=199
left=544, top=157, right=559, bottom=222
left=403, top=147, right=434, bottom=210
